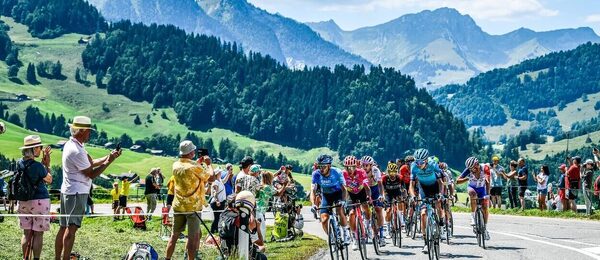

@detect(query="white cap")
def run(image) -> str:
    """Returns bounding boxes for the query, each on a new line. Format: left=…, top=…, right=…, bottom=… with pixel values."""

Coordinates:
left=179, top=140, right=196, bottom=156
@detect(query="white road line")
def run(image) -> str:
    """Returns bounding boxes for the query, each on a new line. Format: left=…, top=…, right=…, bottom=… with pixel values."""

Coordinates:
left=455, top=225, right=600, bottom=260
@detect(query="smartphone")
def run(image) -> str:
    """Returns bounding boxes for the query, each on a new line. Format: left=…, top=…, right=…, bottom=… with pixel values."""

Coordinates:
left=115, top=142, right=122, bottom=152
left=198, top=148, right=209, bottom=157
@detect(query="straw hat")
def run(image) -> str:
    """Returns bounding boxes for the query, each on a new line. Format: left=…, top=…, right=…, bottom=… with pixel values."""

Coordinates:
left=19, top=135, right=44, bottom=150
left=68, top=116, right=94, bottom=130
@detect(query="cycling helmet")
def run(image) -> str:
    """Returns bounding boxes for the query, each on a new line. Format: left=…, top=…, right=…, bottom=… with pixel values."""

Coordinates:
left=404, top=155, right=415, bottom=162
left=439, top=162, right=448, bottom=169
left=316, top=154, right=333, bottom=165
left=465, top=157, right=479, bottom=168
left=492, top=156, right=500, bottom=161
left=413, top=149, right=429, bottom=160
left=361, top=155, right=375, bottom=165
left=387, top=162, right=399, bottom=174
left=343, top=155, right=358, bottom=167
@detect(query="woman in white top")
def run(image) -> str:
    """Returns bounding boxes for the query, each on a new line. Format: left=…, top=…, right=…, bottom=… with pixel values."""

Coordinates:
left=209, top=178, right=227, bottom=233
left=532, top=165, right=550, bottom=211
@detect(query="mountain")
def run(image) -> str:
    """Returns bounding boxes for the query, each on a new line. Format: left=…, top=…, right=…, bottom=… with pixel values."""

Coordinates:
left=87, top=0, right=371, bottom=69
left=307, top=8, right=600, bottom=88
left=431, top=42, right=600, bottom=133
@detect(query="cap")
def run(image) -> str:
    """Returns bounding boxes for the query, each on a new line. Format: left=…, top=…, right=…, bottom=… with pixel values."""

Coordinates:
left=558, top=164, right=567, bottom=171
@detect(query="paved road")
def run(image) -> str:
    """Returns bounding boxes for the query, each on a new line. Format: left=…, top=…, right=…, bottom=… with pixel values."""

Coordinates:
left=67, top=204, right=600, bottom=259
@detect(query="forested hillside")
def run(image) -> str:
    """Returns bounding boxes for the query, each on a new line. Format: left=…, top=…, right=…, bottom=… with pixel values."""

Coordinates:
left=433, top=42, right=600, bottom=126
left=81, top=21, right=474, bottom=165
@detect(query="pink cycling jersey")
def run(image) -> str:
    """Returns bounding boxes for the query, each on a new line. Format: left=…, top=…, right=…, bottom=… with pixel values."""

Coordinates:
left=343, top=168, right=369, bottom=194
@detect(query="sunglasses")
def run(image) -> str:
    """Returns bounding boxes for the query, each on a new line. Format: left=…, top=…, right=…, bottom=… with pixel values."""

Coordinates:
left=345, top=166, right=356, bottom=171
left=317, top=164, right=329, bottom=170
left=416, top=160, right=426, bottom=166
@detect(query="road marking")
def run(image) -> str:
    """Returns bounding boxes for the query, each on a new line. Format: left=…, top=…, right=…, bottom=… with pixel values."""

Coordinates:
left=455, top=225, right=600, bottom=260
left=583, top=247, right=600, bottom=255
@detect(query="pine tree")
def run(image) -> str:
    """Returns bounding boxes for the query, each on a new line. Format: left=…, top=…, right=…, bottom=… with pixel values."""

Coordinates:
left=26, top=63, right=37, bottom=83
left=7, top=65, right=19, bottom=78
left=133, top=115, right=142, bottom=125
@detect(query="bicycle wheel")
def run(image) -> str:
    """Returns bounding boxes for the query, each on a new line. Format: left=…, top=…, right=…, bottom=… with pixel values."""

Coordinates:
left=433, top=215, right=440, bottom=260
left=475, top=209, right=482, bottom=247
left=391, top=210, right=398, bottom=247
left=478, top=209, right=486, bottom=249
left=427, top=219, right=434, bottom=260
left=395, top=209, right=402, bottom=248
left=371, top=209, right=381, bottom=255
left=356, top=212, right=367, bottom=260
left=448, top=207, right=454, bottom=238
left=328, top=219, right=340, bottom=260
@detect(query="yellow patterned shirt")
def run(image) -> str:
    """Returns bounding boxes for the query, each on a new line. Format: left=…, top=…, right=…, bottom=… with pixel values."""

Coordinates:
left=172, top=158, right=209, bottom=212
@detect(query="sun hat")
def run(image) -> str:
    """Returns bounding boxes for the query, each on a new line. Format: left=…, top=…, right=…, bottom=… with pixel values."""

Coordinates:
left=179, top=140, right=196, bottom=156
left=19, top=135, right=44, bottom=150
left=68, top=116, right=94, bottom=130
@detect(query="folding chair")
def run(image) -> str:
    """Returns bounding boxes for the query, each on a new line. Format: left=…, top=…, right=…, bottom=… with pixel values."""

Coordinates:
left=124, top=206, right=147, bottom=230
left=159, top=206, right=173, bottom=241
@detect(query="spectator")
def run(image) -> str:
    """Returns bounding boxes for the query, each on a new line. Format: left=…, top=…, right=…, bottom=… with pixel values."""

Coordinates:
left=166, top=175, right=175, bottom=211
left=86, top=185, right=95, bottom=215
left=219, top=191, right=265, bottom=259
left=532, top=165, right=549, bottom=211
left=117, top=176, right=130, bottom=217
left=256, top=171, right=276, bottom=242
left=16, top=135, right=52, bottom=260
left=516, top=158, right=528, bottom=210
left=0, top=121, right=5, bottom=134
left=110, top=182, right=119, bottom=221
left=221, top=163, right=236, bottom=197
left=581, top=159, right=596, bottom=215
left=235, top=164, right=261, bottom=196
left=55, top=116, right=121, bottom=260
left=274, top=165, right=297, bottom=203
left=489, top=156, right=505, bottom=209
left=566, top=156, right=581, bottom=213
left=557, top=164, right=568, bottom=211
left=210, top=172, right=227, bottom=234
left=547, top=183, right=556, bottom=210
left=165, top=140, right=215, bottom=260
left=594, top=174, right=600, bottom=210
left=145, top=168, right=161, bottom=220
left=238, top=156, right=254, bottom=180
left=505, top=160, right=519, bottom=209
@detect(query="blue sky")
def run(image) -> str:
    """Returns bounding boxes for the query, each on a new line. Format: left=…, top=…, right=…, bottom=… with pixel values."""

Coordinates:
left=248, top=0, right=600, bottom=35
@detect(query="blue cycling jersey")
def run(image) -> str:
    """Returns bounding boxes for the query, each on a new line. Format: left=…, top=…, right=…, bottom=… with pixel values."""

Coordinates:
left=312, top=167, right=345, bottom=194
left=410, top=160, right=441, bottom=186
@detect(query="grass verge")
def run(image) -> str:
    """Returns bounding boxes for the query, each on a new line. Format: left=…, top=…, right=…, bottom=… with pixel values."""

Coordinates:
left=0, top=216, right=325, bottom=259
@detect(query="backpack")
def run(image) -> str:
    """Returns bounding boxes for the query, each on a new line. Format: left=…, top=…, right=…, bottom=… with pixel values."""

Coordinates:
left=218, top=208, right=240, bottom=241
left=123, top=242, right=158, bottom=260
left=272, top=211, right=289, bottom=239
left=9, top=160, right=38, bottom=201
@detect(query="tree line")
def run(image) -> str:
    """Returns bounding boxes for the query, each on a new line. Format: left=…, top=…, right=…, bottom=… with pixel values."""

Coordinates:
left=16, top=105, right=310, bottom=174
left=0, top=0, right=106, bottom=39
left=81, top=21, right=474, bottom=167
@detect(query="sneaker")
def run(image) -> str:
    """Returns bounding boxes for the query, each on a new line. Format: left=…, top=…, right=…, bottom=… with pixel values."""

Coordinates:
left=343, top=230, right=351, bottom=245
left=421, top=244, right=428, bottom=254
left=352, top=240, right=359, bottom=251
left=400, top=216, right=406, bottom=227
left=385, top=224, right=392, bottom=239
left=470, top=215, right=475, bottom=226
left=311, top=207, right=318, bottom=220
left=485, top=230, right=490, bottom=240
left=440, top=229, right=446, bottom=240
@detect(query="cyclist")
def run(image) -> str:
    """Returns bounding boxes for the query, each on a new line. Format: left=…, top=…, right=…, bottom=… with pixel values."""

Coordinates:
left=361, top=155, right=386, bottom=246
left=439, top=162, right=456, bottom=202
left=382, top=161, right=404, bottom=237
left=400, top=156, right=415, bottom=221
left=408, top=149, right=444, bottom=254
left=311, top=154, right=351, bottom=244
left=456, top=157, right=491, bottom=240
left=342, top=155, right=371, bottom=250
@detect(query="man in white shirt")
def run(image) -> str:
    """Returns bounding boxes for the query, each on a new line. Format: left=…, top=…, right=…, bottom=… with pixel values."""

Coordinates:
left=54, top=116, right=121, bottom=260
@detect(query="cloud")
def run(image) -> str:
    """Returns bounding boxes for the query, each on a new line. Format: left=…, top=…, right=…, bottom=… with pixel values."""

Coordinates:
left=586, top=14, right=600, bottom=23
left=318, top=0, right=558, bottom=21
